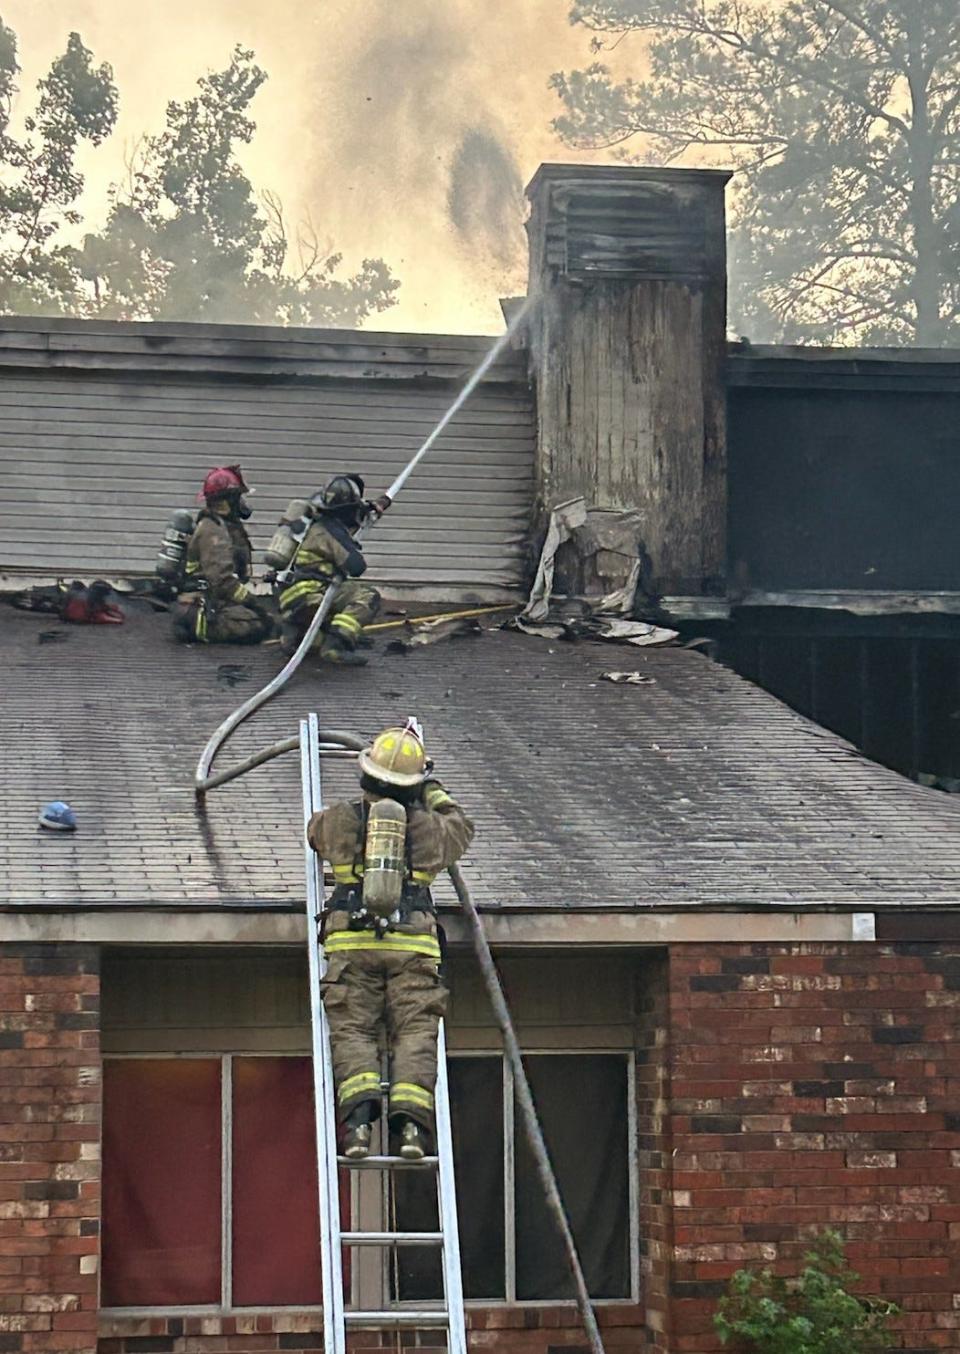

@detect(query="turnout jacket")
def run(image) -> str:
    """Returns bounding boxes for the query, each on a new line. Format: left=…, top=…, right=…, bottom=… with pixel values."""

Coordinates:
left=278, top=514, right=368, bottom=616
left=308, top=783, right=474, bottom=949
left=294, top=516, right=366, bottom=580
left=183, top=512, right=253, bottom=605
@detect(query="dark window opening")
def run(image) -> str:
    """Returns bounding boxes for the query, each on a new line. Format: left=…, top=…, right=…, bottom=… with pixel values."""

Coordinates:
left=394, top=1053, right=631, bottom=1303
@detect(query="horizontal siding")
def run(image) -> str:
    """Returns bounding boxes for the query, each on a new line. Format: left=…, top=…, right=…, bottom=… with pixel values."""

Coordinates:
left=0, top=331, right=536, bottom=594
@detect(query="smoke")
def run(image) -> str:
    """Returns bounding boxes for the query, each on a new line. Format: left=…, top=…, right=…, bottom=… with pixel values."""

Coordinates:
left=5, top=0, right=622, bottom=332
left=302, top=0, right=608, bottom=328
left=448, top=128, right=526, bottom=274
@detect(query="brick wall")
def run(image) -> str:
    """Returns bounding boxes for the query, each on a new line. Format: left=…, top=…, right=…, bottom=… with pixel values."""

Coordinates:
left=6, top=937, right=952, bottom=1354
left=98, top=1306, right=645, bottom=1354
left=667, top=943, right=960, bottom=1353
left=0, top=944, right=101, bottom=1354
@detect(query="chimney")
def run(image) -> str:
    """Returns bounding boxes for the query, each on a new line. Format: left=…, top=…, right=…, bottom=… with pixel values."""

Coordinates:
left=525, top=164, right=731, bottom=603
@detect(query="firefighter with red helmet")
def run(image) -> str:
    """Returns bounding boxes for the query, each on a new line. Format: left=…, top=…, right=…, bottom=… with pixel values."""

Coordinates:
left=271, top=473, right=388, bottom=666
left=173, top=465, right=274, bottom=646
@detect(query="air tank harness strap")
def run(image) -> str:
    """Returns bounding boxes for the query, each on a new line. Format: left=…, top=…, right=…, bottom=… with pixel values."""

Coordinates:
left=278, top=570, right=335, bottom=613
left=329, top=881, right=436, bottom=918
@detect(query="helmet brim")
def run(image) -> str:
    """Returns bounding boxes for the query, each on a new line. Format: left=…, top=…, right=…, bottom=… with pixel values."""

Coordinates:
left=358, top=747, right=427, bottom=788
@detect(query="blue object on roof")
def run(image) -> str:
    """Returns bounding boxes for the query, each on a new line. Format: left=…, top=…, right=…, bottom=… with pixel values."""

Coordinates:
left=38, top=801, right=77, bottom=832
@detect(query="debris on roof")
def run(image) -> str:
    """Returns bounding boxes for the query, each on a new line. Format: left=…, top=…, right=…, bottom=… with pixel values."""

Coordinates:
left=386, top=616, right=484, bottom=653
left=601, top=671, right=657, bottom=686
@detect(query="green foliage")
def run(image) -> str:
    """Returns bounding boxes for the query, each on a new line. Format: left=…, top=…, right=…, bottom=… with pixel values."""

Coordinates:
left=0, top=21, right=117, bottom=313
left=552, top=1, right=960, bottom=345
left=0, top=22, right=399, bottom=326
left=714, top=1231, right=898, bottom=1354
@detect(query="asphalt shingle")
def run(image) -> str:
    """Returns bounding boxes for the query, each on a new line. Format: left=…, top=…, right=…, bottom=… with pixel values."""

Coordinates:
left=3, top=605, right=960, bottom=910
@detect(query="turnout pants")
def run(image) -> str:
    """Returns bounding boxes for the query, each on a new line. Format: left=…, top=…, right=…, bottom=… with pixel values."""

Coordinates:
left=173, top=600, right=273, bottom=645
left=320, top=922, right=447, bottom=1133
left=280, top=578, right=381, bottom=649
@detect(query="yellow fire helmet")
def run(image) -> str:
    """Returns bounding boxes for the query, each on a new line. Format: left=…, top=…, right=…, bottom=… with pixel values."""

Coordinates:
left=358, top=723, right=429, bottom=789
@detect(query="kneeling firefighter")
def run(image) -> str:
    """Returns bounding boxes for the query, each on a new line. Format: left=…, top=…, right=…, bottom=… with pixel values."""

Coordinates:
left=173, top=465, right=274, bottom=646
left=268, top=474, right=387, bottom=666
left=308, top=721, right=474, bottom=1160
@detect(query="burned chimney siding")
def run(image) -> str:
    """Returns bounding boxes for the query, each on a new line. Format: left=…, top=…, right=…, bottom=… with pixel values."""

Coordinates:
left=526, top=165, right=730, bottom=599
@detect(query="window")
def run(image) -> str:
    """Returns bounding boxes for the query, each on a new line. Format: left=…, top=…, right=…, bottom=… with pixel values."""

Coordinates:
left=102, top=1051, right=636, bottom=1311
left=394, top=1053, right=637, bottom=1304
left=102, top=1056, right=349, bottom=1310
left=102, top=1059, right=222, bottom=1307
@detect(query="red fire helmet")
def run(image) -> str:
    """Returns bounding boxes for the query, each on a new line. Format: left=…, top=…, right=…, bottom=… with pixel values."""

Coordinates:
left=198, top=464, right=250, bottom=503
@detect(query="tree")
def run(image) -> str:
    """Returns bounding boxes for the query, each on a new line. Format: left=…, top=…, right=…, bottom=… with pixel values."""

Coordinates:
left=714, top=1230, right=898, bottom=1354
left=0, top=20, right=118, bottom=314
left=76, top=47, right=399, bottom=326
left=551, top=1, right=960, bottom=346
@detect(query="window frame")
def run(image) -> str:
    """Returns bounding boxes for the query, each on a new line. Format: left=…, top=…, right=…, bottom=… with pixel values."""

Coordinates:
left=101, top=1048, right=639, bottom=1315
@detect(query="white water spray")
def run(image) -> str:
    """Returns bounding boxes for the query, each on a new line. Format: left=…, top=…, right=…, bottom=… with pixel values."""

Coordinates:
left=195, top=295, right=537, bottom=792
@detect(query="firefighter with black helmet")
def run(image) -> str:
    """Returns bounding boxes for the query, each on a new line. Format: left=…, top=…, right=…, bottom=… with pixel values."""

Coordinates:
left=308, top=720, right=473, bottom=1161
left=269, top=473, right=388, bottom=666
left=173, top=465, right=274, bottom=646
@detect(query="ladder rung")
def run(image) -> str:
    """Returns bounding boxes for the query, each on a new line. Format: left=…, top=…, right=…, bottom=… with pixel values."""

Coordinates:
left=344, top=1311, right=448, bottom=1329
left=337, top=1154, right=439, bottom=1170
left=342, top=1230, right=444, bottom=1247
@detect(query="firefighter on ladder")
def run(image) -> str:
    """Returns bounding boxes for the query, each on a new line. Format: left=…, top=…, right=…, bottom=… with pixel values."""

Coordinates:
left=308, top=721, right=474, bottom=1160
left=270, top=474, right=388, bottom=666
left=173, top=465, right=274, bottom=645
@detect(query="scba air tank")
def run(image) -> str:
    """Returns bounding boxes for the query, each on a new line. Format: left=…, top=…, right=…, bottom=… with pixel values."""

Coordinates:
left=155, top=509, right=195, bottom=583
left=362, top=799, right=408, bottom=920
left=264, top=498, right=312, bottom=571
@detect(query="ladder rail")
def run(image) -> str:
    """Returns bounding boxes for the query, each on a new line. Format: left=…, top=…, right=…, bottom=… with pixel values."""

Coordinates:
left=435, top=1020, right=467, bottom=1354
left=301, top=716, right=346, bottom=1354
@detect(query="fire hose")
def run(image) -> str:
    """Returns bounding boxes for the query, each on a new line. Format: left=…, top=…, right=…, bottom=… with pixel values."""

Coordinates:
left=194, top=295, right=534, bottom=796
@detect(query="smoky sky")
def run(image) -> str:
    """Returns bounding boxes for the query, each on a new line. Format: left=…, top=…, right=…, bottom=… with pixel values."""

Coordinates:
left=6, top=0, right=620, bottom=332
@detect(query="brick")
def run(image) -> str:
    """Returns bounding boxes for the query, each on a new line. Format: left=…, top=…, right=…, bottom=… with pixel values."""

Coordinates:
left=793, top=1081, right=844, bottom=1098
left=873, top=1026, right=924, bottom=1045
left=670, top=1281, right=728, bottom=1300
left=720, top=958, right=770, bottom=976
left=847, top=1151, right=898, bottom=1169
left=689, top=976, right=741, bottom=993
left=20, top=1187, right=78, bottom=1205
left=690, top=1116, right=742, bottom=1135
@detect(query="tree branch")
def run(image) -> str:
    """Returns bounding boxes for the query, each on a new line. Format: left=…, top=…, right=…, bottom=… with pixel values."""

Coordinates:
left=816, top=0, right=900, bottom=64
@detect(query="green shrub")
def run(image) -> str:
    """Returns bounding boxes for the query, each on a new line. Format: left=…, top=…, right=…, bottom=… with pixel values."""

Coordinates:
left=714, top=1230, right=898, bottom=1354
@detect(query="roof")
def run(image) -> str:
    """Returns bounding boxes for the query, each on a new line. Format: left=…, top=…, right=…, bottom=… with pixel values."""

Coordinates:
left=727, top=343, right=960, bottom=392
left=4, top=604, right=960, bottom=913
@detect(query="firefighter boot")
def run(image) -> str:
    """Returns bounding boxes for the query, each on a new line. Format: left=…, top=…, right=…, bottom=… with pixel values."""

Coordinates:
left=343, top=1104, right=373, bottom=1160
left=320, top=631, right=368, bottom=666
left=398, top=1119, right=426, bottom=1162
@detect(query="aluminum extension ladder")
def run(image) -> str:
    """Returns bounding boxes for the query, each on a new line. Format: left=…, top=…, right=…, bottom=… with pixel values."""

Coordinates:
left=300, top=714, right=467, bottom=1354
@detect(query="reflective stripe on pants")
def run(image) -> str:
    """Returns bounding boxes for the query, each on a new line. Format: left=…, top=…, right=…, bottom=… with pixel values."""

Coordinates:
left=319, top=946, right=447, bottom=1129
